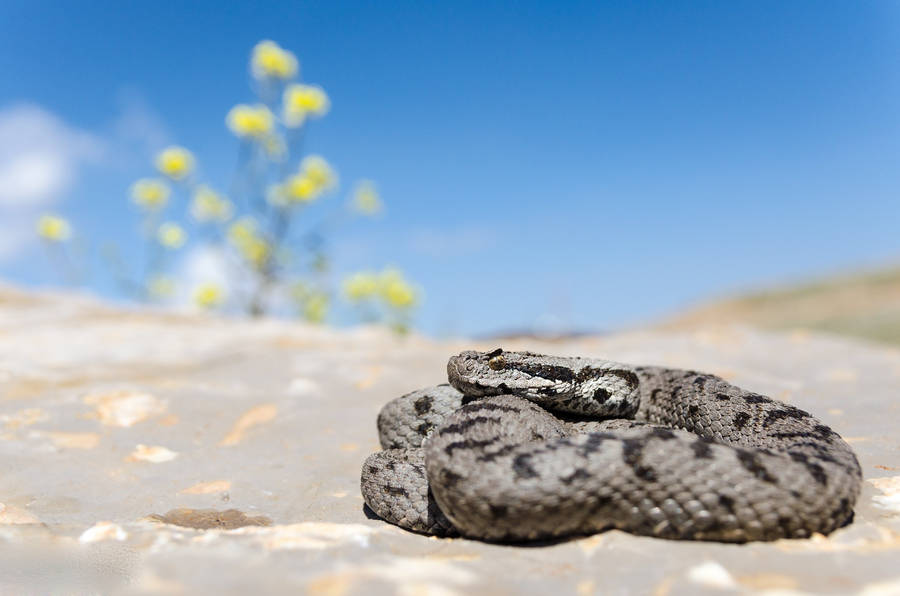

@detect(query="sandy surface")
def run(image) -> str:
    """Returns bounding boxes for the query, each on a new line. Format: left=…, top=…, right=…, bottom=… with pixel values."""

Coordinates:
left=1, top=285, right=899, bottom=595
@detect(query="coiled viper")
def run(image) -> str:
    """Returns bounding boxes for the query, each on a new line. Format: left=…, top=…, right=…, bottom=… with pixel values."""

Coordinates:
left=361, top=349, right=861, bottom=542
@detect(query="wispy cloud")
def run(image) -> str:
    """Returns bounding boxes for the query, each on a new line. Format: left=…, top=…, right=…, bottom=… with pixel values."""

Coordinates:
left=0, top=104, right=106, bottom=262
left=408, top=224, right=496, bottom=258
left=0, top=91, right=176, bottom=264
left=0, top=104, right=105, bottom=207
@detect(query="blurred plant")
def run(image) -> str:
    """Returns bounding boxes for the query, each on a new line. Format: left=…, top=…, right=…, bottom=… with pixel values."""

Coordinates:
left=36, top=214, right=86, bottom=284
left=342, top=267, right=420, bottom=334
left=193, top=282, right=225, bottom=310
left=36, top=214, right=71, bottom=242
left=37, top=40, right=419, bottom=330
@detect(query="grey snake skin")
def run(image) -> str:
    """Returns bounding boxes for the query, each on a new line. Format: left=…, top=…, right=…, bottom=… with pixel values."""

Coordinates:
left=361, top=349, right=861, bottom=543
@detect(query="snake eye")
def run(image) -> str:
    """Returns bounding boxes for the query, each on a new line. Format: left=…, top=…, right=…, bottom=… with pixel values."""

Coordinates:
left=488, top=355, right=505, bottom=370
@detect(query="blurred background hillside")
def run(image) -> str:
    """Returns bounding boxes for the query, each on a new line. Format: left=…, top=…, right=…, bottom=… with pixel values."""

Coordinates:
left=660, top=265, right=900, bottom=346
left=1, top=1, right=898, bottom=341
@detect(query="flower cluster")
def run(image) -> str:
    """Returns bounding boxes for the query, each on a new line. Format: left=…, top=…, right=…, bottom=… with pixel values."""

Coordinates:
left=344, top=268, right=419, bottom=308
left=291, top=281, right=330, bottom=323
left=227, top=41, right=331, bottom=157
left=251, top=40, right=298, bottom=80
left=227, top=217, right=270, bottom=269
left=155, top=146, right=195, bottom=180
left=343, top=268, right=420, bottom=332
left=36, top=39, right=420, bottom=331
left=193, top=282, right=225, bottom=309
left=157, top=222, right=187, bottom=249
left=269, top=155, right=337, bottom=207
left=36, top=215, right=71, bottom=242
left=226, top=104, right=275, bottom=139
left=190, top=186, right=233, bottom=223
left=284, top=84, right=330, bottom=127
left=131, top=178, right=171, bottom=210
left=126, top=146, right=227, bottom=302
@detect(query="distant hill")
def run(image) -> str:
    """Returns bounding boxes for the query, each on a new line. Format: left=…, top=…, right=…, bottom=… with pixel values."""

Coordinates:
left=657, top=265, right=900, bottom=346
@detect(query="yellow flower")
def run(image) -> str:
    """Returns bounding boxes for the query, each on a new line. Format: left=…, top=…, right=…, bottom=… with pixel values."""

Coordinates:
left=343, top=271, right=379, bottom=301
left=193, top=283, right=225, bottom=309
left=190, top=186, right=233, bottom=223
left=300, top=155, right=337, bottom=190
left=283, top=84, right=330, bottom=127
left=302, top=292, right=329, bottom=323
left=131, top=178, right=170, bottom=210
left=148, top=276, right=175, bottom=298
left=227, top=217, right=270, bottom=267
left=227, top=217, right=258, bottom=245
left=273, top=156, right=337, bottom=205
left=154, top=146, right=195, bottom=180
left=284, top=174, right=318, bottom=203
left=226, top=104, right=274, bottom=139
left=379, top=268, right=417, bottom=309
left=251, top=40, right=298, bottom=80
left=384, top=281, right=416, bottom=309
left=157, top=222, right=187, bottom=249
left=351, top=180, right=383, bottom=216
left=36, top=214, right=71, bottom=242
left=242, top=238, right=270, bottom=267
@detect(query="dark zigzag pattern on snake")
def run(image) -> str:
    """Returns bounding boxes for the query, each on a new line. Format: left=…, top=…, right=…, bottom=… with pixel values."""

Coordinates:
left=361, top=350, right=861, bottom=542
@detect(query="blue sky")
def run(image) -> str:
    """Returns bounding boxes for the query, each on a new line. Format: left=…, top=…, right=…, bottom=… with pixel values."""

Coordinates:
left=1, top=1, right=898, bottom=336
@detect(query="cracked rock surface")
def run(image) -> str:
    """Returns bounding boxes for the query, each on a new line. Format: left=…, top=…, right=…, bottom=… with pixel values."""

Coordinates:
left=1, top=285, right=899, bottom=595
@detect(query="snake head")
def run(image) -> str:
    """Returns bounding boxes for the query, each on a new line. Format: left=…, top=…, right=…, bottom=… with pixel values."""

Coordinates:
left=447, top=348, right=641, bottom=416
left=447, top=349, right=572, bottom=397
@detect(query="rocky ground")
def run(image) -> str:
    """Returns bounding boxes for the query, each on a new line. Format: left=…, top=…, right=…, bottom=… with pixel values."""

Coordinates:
left=1, top=284, right=899, bottom=595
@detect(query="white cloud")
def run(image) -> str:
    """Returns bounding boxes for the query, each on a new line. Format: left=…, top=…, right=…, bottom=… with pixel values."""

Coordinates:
left=0, top=104, right=104, bottom=207
left=0, top=153, right=70, bottom=206
left=171, top=245, right=235, bottom=309
left=181, top=245, right=233, bottom=288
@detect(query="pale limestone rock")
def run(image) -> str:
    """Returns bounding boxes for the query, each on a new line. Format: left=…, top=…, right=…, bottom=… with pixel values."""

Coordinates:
left=0, top=286, right=898, bottom=594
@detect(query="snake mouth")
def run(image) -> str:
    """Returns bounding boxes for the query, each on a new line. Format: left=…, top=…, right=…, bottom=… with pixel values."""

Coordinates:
left=447, top=349, right=526, bottom=396
left=447, top=349, right=556, bottom=397
left=447, top=350, right=492, bottom=395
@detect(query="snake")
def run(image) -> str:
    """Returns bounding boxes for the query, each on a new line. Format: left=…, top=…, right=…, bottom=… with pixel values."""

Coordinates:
left=360, top=349, right=861, bottom=543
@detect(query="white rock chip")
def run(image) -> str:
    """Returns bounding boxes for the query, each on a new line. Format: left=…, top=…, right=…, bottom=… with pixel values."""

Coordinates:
left=686, top=561, right=738, bottom=590
left=79, top=522, right=128, bottom=544
left=129, top=444, right=178, bottom=463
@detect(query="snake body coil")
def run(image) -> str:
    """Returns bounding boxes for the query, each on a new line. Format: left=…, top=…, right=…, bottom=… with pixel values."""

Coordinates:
left=361, top=349, right=861, bottom=542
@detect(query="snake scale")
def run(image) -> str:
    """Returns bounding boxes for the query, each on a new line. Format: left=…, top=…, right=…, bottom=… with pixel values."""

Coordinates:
left=361, top=349, right=861, bottom=542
